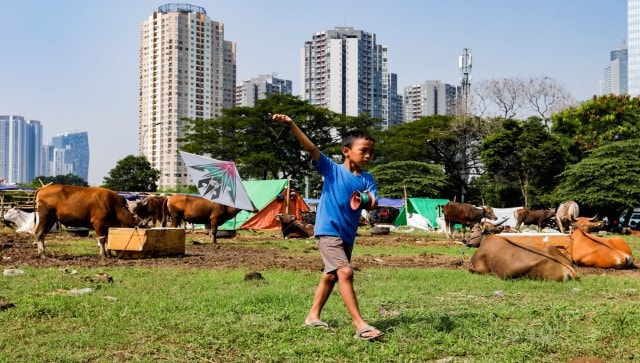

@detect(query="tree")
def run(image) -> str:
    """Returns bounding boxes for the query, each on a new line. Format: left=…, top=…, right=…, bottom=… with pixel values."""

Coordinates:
left=552, top=94, right=640, bottom=162
left=471, top=76, right=574, bottom=121
left=367, top=161, right=450, bottom=199
left=474, top=78, right=525, bottom=119
left=181, top=94, right=336, bottom=181
left=374, top=114, right=500, bottom=203
left=180, top=94, right=378, bottom=188
left=552, top=139, right=640, bottom=222
left=480, top=118, right=567, bottom=208
left=102, top=155, right=161, bottom=192
left=30, top=174, right=88, bottom=188
left=522, top=75, right=575, bottom=128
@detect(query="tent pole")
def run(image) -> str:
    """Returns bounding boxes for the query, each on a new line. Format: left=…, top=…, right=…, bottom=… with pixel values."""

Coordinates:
left=285, top=179, right=291, bottom=215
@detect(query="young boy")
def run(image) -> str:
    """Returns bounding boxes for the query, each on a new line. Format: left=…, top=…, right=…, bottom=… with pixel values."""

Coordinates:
left=270, top=113, right=384, bottom=341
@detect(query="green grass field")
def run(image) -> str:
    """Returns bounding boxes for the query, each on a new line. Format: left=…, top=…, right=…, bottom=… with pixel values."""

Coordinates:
left=1, top=231, right=640, bottom=362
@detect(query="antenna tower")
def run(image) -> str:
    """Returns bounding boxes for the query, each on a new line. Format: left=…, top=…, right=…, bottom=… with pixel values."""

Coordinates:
left=459, top=48, right=472, bottom=114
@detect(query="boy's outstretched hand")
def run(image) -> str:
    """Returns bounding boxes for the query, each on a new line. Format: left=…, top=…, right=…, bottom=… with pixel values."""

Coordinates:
left=270, top=113, right=293, bottom=126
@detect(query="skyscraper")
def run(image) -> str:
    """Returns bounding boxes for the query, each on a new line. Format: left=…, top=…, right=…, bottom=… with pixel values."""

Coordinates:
left=628, top=0, right=640, bottom=96
left=403, top=81, right=460, bottom=122
left=51, top=131, right=90, bottom=182
left=380, top=45, right=403, bottom=129
left=235, top=74, right=293, bottom=107
left=139, top=4, right=236, bottom=189
left=601, top=44, right=628, bottom=95
left=0, top=115, right=42, bottom=184
left=301, top=27, right=383, bottom=119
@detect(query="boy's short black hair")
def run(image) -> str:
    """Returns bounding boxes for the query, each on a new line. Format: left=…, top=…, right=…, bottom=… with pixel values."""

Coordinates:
left=341, top=130, right=375, bottom=148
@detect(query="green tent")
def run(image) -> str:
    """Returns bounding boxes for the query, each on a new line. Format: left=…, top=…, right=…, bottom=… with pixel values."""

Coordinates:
left=394, top=198, right=450, bottom=228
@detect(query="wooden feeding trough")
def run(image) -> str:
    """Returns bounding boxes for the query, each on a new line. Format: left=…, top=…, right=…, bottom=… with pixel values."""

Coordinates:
left=106, top=228, right=185, bottom=259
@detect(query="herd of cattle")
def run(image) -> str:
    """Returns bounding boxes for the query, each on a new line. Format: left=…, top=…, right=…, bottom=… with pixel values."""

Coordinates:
left=1, top=185, right=636, bottom=281
left=442, top=200, right=635, bottom=281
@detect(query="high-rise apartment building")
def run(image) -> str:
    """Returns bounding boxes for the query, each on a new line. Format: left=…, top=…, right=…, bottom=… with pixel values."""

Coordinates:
left=301, top=27, right=384, bottom=119
left=601, top=44, right=628, bottom=95
left=235, top=74, right=293, bottom=107
left=381, top=45, right=403, bottom=129
left=51, top=132, right=89, bottom=182
left=140, top=4, right=236, bottom=189
left=629, top=0, right=640, bottom=96
left=403, top=81, right=460, bottom=122
left=0, top=115, right=43, bottom=184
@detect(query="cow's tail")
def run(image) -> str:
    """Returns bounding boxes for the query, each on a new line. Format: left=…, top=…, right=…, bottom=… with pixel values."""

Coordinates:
left=32, top=187, right=42, bottom=225
left=161, top=197, right=169, bottom=227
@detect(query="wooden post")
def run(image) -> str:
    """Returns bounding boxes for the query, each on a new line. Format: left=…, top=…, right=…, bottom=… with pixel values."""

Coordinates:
left=285, top=179, right=291, bottom=215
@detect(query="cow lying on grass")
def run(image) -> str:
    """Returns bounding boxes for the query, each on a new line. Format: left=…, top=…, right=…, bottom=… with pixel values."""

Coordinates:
left=3, top=207, right=58, bottom=234
left=275, top=214, right=314, bottom=239
left=463, top=223, right=577, bottom=282
left=34, top=185, right=138, bottom=257
left=162, top=194, right=243, bottom=247
left=569, top=217, right=633, bottom=269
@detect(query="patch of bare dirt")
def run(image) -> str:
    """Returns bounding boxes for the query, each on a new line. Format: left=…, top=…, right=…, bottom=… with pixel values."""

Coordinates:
left=0, top=230, right=638, bottom=277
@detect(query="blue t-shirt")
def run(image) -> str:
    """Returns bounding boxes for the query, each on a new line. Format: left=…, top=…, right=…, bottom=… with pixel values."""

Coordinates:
left=312, top=152, right=378, bottom=244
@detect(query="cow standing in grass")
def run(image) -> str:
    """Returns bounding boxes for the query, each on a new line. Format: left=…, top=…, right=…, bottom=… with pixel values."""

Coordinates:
left=132, top=195, right=167, bottom=227
left=514, top=208, right=556, bottom=232
left=443, top=201, right=497, bottom=239
left=162, top=194, right=245, bottom=247
left=34, top=185, right=138, bottom=257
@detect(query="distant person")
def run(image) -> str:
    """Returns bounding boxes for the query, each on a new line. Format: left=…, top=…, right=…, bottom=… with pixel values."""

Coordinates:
left=270, top=113, right=384, bottom=341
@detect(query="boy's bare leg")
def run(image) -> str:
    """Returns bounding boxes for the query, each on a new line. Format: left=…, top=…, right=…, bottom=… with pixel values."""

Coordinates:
left=305, top=272, right=337, bottom=325
left=336, top=267, right=382, bottom=338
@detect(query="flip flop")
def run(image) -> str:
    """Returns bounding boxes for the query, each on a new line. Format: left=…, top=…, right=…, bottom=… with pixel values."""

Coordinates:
left=304, top=321, right=328, bottom=328
left=354, top=326, right=384, bottom=341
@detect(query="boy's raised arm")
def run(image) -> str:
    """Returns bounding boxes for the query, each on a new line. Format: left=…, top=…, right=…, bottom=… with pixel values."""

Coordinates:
left=270, top=113, right=320, bottom=162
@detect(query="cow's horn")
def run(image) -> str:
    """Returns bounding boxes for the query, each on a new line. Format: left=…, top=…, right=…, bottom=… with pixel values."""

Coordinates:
left=493, top=218, right=508, bottom=226
left=587, top=214, right=598, bottom=221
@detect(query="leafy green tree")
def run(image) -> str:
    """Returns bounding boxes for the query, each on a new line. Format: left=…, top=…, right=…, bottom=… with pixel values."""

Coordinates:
left=181, top=94, right=336, bottom=181
left=480, top=117, right=566, bottom=208
left=367, top=161, right=450, bottom=199
left=552, top=139, right=640, bottom=221
left=30, top=174, right=88, bottom=188
left=102, top=155, right=161, bottom=192
left=374, top=115, right=500, bottom=203
left=181, top=94, right=377, bottom=185
left=552, top=94, right=640, bottom=161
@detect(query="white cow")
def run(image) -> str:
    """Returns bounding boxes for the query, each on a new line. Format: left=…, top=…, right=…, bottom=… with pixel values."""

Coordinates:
left=3, top=208, right=57, bottom=234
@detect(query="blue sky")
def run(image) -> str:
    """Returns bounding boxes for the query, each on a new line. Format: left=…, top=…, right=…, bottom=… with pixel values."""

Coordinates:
left=0, top=0, right=626, bottom=185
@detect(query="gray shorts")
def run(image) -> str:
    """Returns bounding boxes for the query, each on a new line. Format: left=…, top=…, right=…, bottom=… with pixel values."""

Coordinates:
left=317, top=236, right=353, bottom=273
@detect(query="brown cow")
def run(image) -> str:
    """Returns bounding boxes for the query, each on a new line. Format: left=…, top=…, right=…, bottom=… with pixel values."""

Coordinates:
left=464, top=224, right=577, bottom=281
left=34, top=185, right=137, bottom=257
left=514, top=208, right=556, bottom=232
left=443, top=201, right=497, bottom=239
left=275, top=214, right=314, bottom=238
left=132, top=195, right=167, bottom=227
left=162, top=194, right=241, bottom=247
left=569, top=228, right=634, bottom=269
